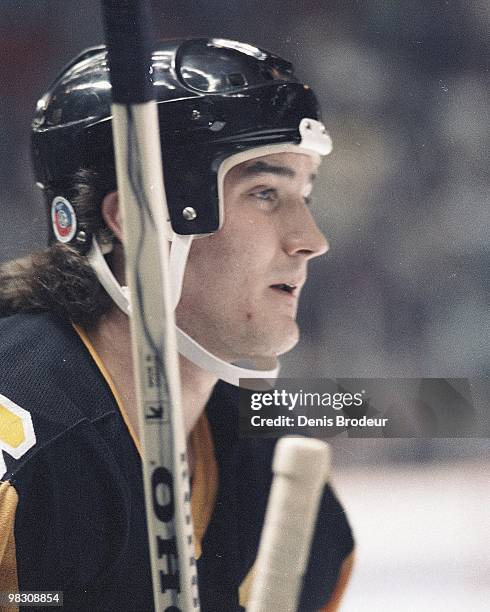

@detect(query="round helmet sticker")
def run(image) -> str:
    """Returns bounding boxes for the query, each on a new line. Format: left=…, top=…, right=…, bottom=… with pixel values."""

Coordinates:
left=51, top=197, right=77, bottom=243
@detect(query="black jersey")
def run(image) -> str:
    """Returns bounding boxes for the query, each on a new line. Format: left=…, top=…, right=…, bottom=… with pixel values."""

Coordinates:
left=0, top=313, right=354, bottom=611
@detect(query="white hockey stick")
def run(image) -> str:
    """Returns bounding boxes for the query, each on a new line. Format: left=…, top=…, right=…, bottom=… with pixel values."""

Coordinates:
left=247, top=437, right=331, bottom=612
left=101, top=2, right=199, bottom=610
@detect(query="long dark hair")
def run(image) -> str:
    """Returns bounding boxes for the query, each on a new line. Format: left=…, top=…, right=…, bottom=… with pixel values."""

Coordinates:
left=0, top=168, right=116, bottom=329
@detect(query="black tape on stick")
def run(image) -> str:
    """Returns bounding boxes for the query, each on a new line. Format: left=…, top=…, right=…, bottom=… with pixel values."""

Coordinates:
left=101, top=0, right=154, bottom=104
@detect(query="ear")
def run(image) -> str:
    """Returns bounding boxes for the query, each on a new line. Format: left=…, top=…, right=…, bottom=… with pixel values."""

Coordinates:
left=101, top=191, right=123, bottom=241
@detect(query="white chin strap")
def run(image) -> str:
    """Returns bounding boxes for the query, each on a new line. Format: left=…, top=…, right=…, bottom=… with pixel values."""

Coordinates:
left=88, top=235, right=280, bottom=387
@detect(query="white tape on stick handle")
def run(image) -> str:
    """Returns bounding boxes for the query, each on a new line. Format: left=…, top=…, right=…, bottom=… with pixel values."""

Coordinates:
left=247, top=437, right=331, bottom=612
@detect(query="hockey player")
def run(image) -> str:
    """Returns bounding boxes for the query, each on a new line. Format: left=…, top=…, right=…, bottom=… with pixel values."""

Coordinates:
left=0, top=39, right=354, bottom=610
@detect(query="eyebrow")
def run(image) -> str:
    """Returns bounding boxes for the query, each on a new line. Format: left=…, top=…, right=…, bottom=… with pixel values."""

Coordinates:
left=240, top=160, right=316, bottom=182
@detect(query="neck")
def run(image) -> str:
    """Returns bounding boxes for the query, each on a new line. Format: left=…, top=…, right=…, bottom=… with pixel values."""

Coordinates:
left=85, top=306, right=217, bottom=440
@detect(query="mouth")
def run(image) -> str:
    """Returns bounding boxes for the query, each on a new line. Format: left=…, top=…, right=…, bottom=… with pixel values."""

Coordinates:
left=270, top=283, right=298, bottom=298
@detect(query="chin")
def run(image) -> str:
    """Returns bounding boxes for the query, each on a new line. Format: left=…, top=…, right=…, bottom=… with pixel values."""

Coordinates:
left=255, top=318, right=300, bottom=358
left=275, top=330, right=300, bottom=356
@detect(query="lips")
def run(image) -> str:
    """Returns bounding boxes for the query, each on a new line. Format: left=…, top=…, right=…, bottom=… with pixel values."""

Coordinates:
left=269, top=276, right=305, bottom=299
left=270, top=282, right=297, bottom=296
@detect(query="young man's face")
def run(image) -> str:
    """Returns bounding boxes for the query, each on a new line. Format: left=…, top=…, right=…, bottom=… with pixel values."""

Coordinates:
left=176, top=151, right=328, bottom=362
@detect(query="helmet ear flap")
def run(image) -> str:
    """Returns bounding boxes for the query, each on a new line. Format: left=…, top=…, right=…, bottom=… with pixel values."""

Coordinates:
left=43, top=187, right=92, bottom=254
left=43, top=174, right=115, bottom=256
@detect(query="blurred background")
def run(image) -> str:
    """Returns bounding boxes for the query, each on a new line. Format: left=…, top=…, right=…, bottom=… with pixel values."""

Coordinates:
left=0, top=1, right=488, bottom=609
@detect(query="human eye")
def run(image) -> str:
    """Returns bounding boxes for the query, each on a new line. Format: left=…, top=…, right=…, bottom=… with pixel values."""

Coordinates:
left=247, top=187, right=280, bottom=210
left=251, top=187, right=278, bottom=201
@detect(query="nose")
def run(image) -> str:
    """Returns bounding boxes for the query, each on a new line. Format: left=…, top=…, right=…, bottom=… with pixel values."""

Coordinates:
left=282, top=206, right=329, bottom=260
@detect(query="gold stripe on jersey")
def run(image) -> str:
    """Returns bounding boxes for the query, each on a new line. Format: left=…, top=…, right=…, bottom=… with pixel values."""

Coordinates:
left=72, top=323, right=218, bottom=560
left=319, top=550, right=355, bottom=611
left=0, top=480, right=19, bottom=612
left=189, top=414, right=218, bottom=559
left=73, top=324, right=142, bottom=455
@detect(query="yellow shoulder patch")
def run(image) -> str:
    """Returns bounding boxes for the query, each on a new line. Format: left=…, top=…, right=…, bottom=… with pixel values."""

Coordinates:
left=0, top=394, right=36, bottom=477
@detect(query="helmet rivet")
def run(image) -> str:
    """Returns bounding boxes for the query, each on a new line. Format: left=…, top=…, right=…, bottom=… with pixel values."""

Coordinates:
left=76, top=230, right=87, bottom=243
left=191, top=110, right=201, bottom=120
left=182, top=206, right=197, bottom=221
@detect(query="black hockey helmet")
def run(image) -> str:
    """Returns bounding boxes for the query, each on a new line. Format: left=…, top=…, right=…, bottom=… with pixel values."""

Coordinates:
left=32, top=38, right=329, bottom=250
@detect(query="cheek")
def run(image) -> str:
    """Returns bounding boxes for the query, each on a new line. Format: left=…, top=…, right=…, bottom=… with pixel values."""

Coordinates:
left=186, top=234, right=242, bottom=286
left=190, top=214, right=274, bottom=276
left=181, top=207, right=279, bottom=325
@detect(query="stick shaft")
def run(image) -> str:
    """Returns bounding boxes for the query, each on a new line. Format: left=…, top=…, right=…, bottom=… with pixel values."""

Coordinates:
left=101, top=2, right=199, bottom=610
